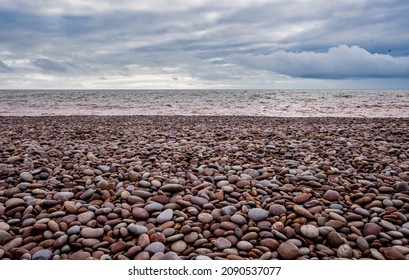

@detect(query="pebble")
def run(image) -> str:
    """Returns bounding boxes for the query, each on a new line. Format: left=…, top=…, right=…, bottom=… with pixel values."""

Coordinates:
left=362, top=223, right=382, bottom=237
left=277, top=241, right=299, bottom=260
left=293, top=205, right=314, bottom=219
left=144, top=242, right=166, bottom=254
left=231, top=214, right=246, bottom=225
left=156, top=209, right=174, bottom=224
left=69, top=251, right=91, bottom=260
left=80, top=228, right=104, bottom=238
left=269, top=204, right=287, bottom=216
left=132, top=208, right=149, bottom=220
left=383, top=247, right=405, bottom=260
left=2, top=116, right=409, bottom=260
left=20, top=172, right=33, bottom=182
left=236, top=241, right=253, bottom=251
left=32, top=249, right=53, bottom=260
left=198, top=213, right=213, bottom=224
left=216, top=237, right=232, bottom=250
left=323, top=190, right=340, bottom=201
left=128, top=224, right=148, bottom=236
left=300, top=224, right=319, bottom=239
left=337, top=244, right=353, bottom=258
left=247, top=208, right=269, bottom=221
left=171, top=240, right=187, bottom=253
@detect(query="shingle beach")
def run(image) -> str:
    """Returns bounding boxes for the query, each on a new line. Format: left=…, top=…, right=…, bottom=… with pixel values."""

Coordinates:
left=1, top=116, right=409, bottom=260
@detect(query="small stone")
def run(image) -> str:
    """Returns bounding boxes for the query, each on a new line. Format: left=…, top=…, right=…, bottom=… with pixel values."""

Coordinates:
left=144, top=242, right=165, bottom=254
left=277, top=241, right=299, bottom=260
left=80, top=227, right=104, bottom=238
left=69, top=251, right=91, bottom=260
left=32, top=249, right=53, bottom=260
left=327, top=231, right=343, bottom=248
left=248, top=208, right=269, bottom=221
left=0, top=222, right=10, bottom=232
left=293, top=205, right=314, bottom=219
left=138, top=234, right=151, bottom=248
left=77, top=211, right=95, bottom=224
left=144, top=202, right=164, bottom=213
left=96, top=179, right=108, bottom=189
left=394, top=182, right=409, bottom=192
left=356, top=237, right=369, bottom=251
left=128, top=224, right=148, bottom=236
left=219, top=206, right=236, bottom=216
left=5, top=198, right=25, bottom=209
left=216, top=237, right=232, bottom=250
left=196, top=256, right=212, bottom=260
left=324, top=190, right=340, bottom=201
left=156, top=209, right=174, bottom=224
left=132, top=208, right=149, bottom=220
left=363, top=223, right=382, bottom=237
left=269, top=204, right=287, bottom=216
left=111, top=241, right=127, bottom=254
left=236, top=240, right=253, bottom=251
left=383, top=247, right=405, bottom=260
left=293, top=193, right=312, bottom=204
left=337, top=244, right=353, bottom=258
left=300, top=224, right=319, bottom=239
left=160, top=184, right=184, bottom=192
left=162, top=252, right=180, bottom=260
left=191, top=196, right=209, bottom=207
left=171, top=240, right=187, bottom=253
left=198, top=213, right=213, bottom=224
left=259, top=238, right=279, bottom=250
left=231, top=214, right=246, bottom=225
left=20, top=172, right=33, bottom=182
left=54, top=192, right=75, bottom=200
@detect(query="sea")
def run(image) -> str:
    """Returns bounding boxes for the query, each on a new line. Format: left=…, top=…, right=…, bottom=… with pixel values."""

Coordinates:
left=0, top=89, right=408, bottom=117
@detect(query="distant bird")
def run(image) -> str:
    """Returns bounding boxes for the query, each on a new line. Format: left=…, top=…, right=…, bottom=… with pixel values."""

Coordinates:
left=388, top=49, right=391, bottom=52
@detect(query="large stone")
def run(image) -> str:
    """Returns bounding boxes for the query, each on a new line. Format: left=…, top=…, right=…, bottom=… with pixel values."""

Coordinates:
left=293, top=205, right=314, bottom=219
left=394, top=182, right=409, bottom=192
left=269, top=204, right=287, bottom=216
left=277, top=241, right=299, bottom=260
left=156, top=209, right=173, bottom=224
left=32, top=249, right=53, bottom=260
left=363, top=222, right=382, bottom=237
left=337, top=244, right=353, bottom=258
left=326, top=231, right=343, bottom=248
left=80, top=227, right=104, bottom=238
left=198, top=213, right=214, bottom=224
left=20, top=172, right=33, bottom=182
left=128, top=224, right=148, bottom=236
left=160, top=184, right=184, bottom=192
left=144, top=242, right=165, bottom=254
left=77, top=211, right=95, bottom=224
left=323, top=190, right=340, bottom=201
left=132, top=208, right=149, bottom=220
left=248, top=208, right=269, bottom=221
left=300, top=224, right=319, bottom=239
left=69, top=251, right=91, bottom=260
left=236, top=240, right=253, bottom=251
left=383, top=247, right=405, bottom=260
left=191, top=196, right=209, bottom=207
left=215, top=237, right=231, bottom=250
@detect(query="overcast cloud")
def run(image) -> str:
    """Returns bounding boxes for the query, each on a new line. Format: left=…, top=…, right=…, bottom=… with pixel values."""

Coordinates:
left=0, top=0, right=408, bottom=89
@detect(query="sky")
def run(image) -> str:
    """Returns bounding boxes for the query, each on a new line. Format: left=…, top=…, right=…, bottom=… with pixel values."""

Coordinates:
left=0, top=0, right=408, bottom=89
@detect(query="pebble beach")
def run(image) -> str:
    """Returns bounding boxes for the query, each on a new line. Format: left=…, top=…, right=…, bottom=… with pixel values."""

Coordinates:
left=1, top=115, right=409, bottom=260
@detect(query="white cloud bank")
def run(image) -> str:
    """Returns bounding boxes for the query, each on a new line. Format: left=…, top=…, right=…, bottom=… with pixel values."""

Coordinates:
left=230, top=45, right=409, bottom=79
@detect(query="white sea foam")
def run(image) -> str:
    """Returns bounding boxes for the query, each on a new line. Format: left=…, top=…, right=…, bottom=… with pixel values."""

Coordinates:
left=0, top=89, right=408, bottom=117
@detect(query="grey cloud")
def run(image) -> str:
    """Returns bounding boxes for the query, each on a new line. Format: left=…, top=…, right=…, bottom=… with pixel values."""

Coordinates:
left=32, top=58, right=67, bottom=72
left=0, top=60, right=12, bottom=72
left=230, top=45, right=409, bottom=79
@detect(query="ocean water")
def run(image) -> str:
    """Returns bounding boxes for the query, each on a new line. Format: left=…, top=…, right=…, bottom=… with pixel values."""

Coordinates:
left=0, top=89, right=408, bottom=117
